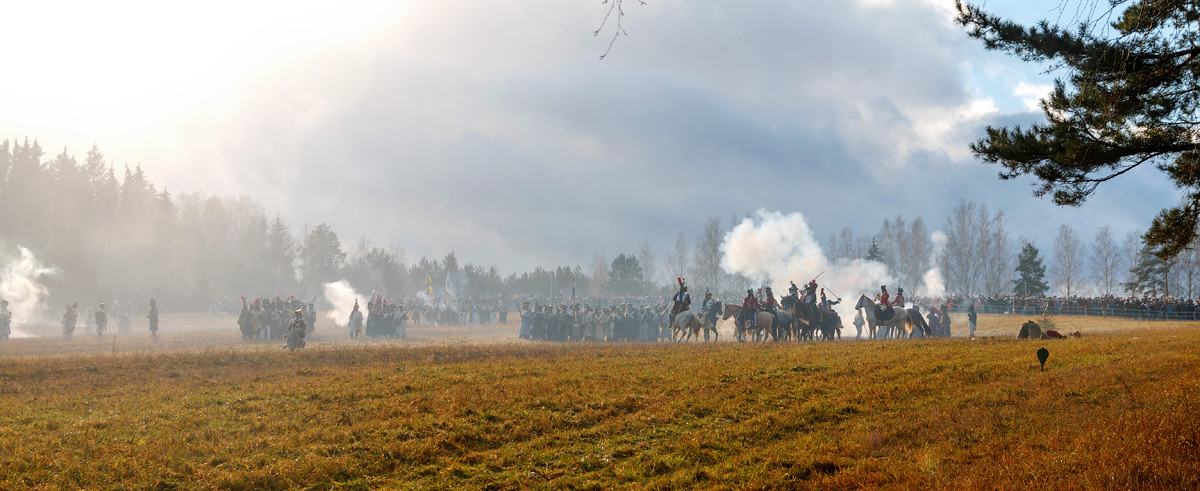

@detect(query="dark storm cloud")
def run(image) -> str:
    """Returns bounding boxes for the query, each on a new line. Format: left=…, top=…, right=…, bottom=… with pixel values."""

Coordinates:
left=182, top=0, right=1177, bottom=272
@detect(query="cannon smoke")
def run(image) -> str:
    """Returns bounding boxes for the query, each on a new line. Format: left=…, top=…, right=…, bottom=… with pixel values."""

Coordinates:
left=720, top=210, right=894, bottom=323
left=0, top=247, right=59, bottom=337
left=919, top=231, right=947, bottom=298
left=323, top=280, right=364, bottom=328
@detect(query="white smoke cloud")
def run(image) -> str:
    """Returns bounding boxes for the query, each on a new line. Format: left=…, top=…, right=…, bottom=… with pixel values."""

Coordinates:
left=720, top=210, right=893, bottom=323
left=323, top=280, right=363, bottom=328
left=0, top=247, right=59, bottom=337
left=919, top=230, right=947, bottom=299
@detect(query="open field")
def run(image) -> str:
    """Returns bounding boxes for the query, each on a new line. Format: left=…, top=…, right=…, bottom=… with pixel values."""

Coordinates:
left=0, top=314, right=1199, bottom=489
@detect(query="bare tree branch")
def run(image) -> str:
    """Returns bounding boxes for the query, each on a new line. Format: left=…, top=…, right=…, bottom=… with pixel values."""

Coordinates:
left=594, top=0, right=646, bottom=60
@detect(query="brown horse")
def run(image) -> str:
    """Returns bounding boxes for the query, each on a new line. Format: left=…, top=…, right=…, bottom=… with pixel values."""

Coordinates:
left=721, top=303, right=776, bottom=342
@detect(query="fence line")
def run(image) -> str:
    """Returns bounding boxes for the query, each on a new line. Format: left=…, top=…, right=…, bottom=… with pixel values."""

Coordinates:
left=940, top=303, right=1200, bottom=321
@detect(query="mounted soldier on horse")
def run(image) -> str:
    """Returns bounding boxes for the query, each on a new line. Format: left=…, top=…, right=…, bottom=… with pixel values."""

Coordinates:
left=670, top=277, right=691, bottom=326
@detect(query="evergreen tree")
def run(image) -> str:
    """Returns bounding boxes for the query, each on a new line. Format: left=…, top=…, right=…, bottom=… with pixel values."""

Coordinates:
left=1125, top=244, right=1169, bottom=297
left=1013, top=243, right=1049, bottom=297
left=957, top=1, right=1200, bottom=259
left=607, top=253, right=644, bottom=295
left=300, top=223, right=346, bottom=288
left=865, top=238, right=883, bottom=262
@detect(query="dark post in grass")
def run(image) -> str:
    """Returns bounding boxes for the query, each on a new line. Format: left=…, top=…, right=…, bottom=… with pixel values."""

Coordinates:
left=1037, top=347, right=1049, bottom=372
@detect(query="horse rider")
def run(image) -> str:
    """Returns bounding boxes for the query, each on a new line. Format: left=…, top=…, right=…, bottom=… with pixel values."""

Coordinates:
left=805, top=280, right=819, bottom=306
left=740, top=289, right=759, bottom=328
left=699, top=289, right=715, bottom=318
left=762, top=287, right=780, bottom=326
left=788, top=281, right=800, bottom=300
left=670, top=277, right=690, bottom=325
left=700, top=289, right=719, bottom=336
left=893, top=287, right=906, bottom=309
left=879, top=285, right=894, bottom=321
left=819, top=288, right=840, bottom=322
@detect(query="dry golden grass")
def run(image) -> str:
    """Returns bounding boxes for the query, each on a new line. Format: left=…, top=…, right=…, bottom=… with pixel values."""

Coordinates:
left=0, top=314, right=1197, bottom=489
left=950, top=312, right=1196, bottom=337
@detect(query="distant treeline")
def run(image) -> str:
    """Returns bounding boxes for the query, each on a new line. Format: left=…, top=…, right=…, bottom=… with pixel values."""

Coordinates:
left=0, top=139, right=668, bottom=311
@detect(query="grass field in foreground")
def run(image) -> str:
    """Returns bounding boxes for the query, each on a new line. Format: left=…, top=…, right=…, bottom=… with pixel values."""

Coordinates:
left=1, top=323, right=1199, bottom=489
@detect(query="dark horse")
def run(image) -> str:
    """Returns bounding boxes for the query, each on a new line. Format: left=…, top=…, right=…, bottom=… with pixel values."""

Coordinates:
left=780, top=294, right=804, bottom=341
left=782, top=294, right=817, bottom=341
left=784, top=294, right=843, bottom=341
left=698, top=301, right=722, bottom=342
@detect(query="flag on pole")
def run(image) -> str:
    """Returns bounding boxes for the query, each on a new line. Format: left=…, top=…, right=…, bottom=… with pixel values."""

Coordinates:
left=426, top=275, right=432, bottom=295
left=571, top=278, right=576, bottom=302
left=445, top=273, right=454, bottom=296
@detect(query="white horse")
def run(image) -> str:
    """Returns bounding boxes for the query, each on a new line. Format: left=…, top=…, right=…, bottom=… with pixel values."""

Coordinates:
left=855, top=294, right=913, bottom=339
left=671, top=310, right=705, bottom=343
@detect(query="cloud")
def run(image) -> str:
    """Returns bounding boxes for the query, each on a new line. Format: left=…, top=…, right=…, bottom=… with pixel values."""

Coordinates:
left=0, top=0, right=1181, bottom=274
left=1013, top=82, right=1054, bottom=112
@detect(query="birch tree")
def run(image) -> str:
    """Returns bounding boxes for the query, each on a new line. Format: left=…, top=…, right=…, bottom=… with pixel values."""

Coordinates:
left=1089, top=226, right=1123, bottom=296
left=692, top=217, right=724, bottom=294
left=1051, top=224, right=1085, bottom=297
left=939, top=200, right=986, bottom=296
left=665, top=232, right=690, bottom=286
left=980, top=211, right=1013, bottom=296
left=637, top=239, right=658, bottom=292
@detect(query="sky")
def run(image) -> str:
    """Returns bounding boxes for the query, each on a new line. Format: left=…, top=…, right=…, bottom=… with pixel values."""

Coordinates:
left=0, top=0, right=1177, bottom=274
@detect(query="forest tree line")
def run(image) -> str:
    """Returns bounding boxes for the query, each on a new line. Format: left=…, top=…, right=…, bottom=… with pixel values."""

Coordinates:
left=0, top=140, right=1188, bottom=313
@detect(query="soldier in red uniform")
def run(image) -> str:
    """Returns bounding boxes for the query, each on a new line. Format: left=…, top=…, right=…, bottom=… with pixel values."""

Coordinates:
left=762, top=287, right=780, bottom=326
left=893, top=287, right=906, bottom=308
left=879, top=286, right=894, bottom=321
left=741, top=289, right=759, bottom=327
left=762, top=287, right=779, bottom=311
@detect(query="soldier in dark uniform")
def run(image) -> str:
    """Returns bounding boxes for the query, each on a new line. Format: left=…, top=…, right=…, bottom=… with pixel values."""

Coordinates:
left=670, top=278, right=691, bottom=326
left=819, top=289, right=840, bottom=324
left=304, top=304, right=317, bottom=335
left=532, top=305, right=547, bottom=340
left=0, top=300, right=11, bottom=339
left=95, top=303, right=108, bottom=338
left=62, top=303, right=78, bottom=338
left=238, top=301, right=254, bottom=340
left=285, top=309, right=307, bottom=350
left=147, top=298, right=160, bottom=340
left=546, top=306, right=560, bottom=341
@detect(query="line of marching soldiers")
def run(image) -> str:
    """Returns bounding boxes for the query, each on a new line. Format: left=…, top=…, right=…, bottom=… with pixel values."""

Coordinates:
left=518, top=303, right=673, bottom=342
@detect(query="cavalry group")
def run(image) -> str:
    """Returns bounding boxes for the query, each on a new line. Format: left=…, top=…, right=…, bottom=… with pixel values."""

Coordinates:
left=518, top=277, right=955, bottom=343
left=671, top=278, right=850, bottom=343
